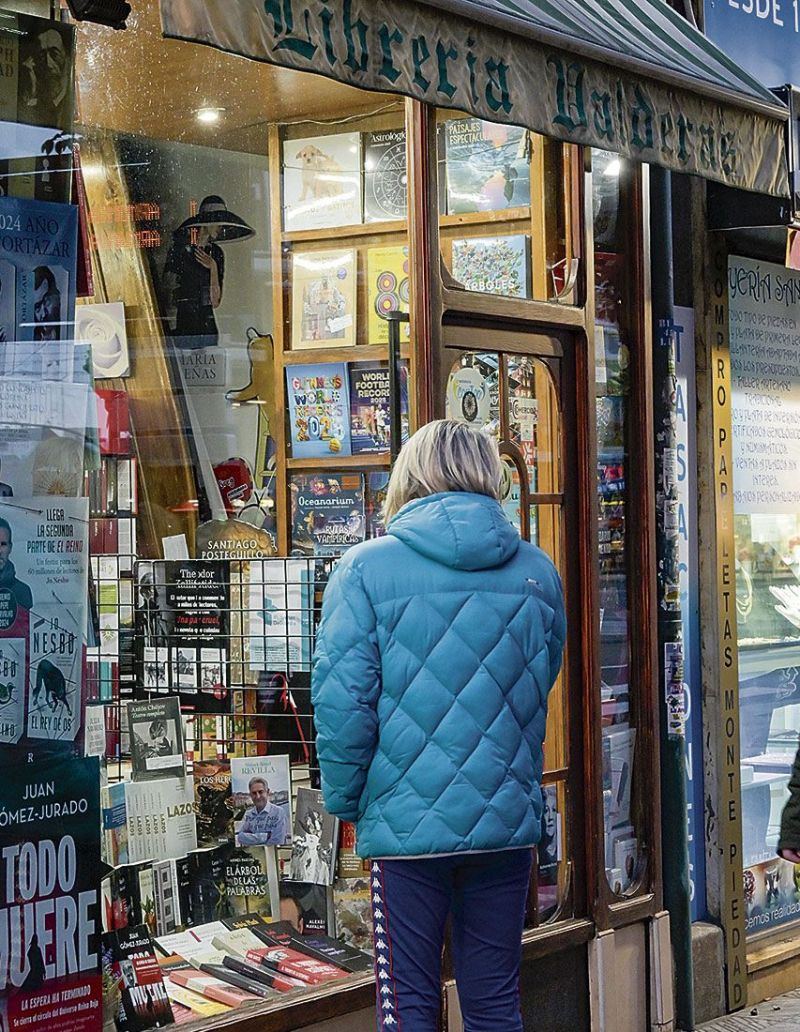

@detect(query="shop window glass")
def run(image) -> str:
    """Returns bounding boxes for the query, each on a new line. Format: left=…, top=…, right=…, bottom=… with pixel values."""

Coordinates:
left=446, top=347, right=570, bottom=925
left=593, top=149, right=641, bottom=897
left=0, top=3, right=425, bottom=1025
left=437, top=112, right=575, bottom=304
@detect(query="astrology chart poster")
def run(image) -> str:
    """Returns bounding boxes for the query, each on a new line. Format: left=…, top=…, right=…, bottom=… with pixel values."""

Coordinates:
left=0, top=498, right=89, bottom=748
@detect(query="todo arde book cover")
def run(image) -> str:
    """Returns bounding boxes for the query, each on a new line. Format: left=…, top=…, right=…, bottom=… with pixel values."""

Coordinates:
left=451, top=234, right=531, bottom=298
left=444, top=117, right=531, bottom=214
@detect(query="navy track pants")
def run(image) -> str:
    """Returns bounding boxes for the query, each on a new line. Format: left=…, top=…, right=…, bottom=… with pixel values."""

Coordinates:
left=370, top=848, right=533, bottom=1032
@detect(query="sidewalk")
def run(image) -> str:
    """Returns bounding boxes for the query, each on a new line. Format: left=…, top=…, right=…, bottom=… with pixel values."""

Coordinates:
left=699, top=989, right=800, bottom=1030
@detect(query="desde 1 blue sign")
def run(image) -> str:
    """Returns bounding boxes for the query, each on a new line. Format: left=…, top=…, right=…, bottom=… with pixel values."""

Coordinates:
left=704, top=0, right=800, bottom=88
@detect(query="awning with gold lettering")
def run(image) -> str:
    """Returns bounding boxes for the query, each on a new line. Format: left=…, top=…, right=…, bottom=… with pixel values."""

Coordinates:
left=160, top=0, right=789, bottom=197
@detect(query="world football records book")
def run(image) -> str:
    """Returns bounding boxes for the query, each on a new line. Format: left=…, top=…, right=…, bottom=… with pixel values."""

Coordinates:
left=0, top=753, right=102, bottom=1032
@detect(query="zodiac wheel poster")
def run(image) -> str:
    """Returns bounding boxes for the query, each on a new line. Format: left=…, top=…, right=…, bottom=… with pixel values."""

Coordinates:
left=0, top=497, right=89, bottom=748
left=364, top=129, right=408, bottom=223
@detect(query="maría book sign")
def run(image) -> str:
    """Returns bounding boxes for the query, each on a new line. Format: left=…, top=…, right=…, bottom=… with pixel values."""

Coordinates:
left=0, top=753, right=102, bottom=1032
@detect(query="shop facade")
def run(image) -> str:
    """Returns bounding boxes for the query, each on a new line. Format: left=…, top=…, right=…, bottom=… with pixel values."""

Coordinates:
left=0, top=1, right=790, bottom=1031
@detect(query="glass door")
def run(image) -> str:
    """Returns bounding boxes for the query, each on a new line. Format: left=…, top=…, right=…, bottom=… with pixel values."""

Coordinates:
left=443, top=331, right=578, bottom=928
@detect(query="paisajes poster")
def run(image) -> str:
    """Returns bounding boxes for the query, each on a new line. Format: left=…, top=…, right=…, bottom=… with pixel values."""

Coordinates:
left=0, top=498, right=89, bottom=748
left=0, top=752, right=102, bottom=1032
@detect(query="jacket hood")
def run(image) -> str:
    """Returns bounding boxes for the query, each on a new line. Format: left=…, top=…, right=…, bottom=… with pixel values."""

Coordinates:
left=388, top=492, right=520, bottom=571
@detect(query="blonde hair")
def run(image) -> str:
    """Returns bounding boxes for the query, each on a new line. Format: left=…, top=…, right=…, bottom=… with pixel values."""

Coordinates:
left=383, top=419, right=502, bottom=523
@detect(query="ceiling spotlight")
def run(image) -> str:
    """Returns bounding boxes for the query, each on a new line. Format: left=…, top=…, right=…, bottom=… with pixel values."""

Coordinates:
left=66, top=0, right=131, bottom=29
left=196, top=107, right=224, bottom=125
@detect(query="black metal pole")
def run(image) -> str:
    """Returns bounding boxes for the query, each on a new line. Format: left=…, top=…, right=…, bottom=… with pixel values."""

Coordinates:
left=651, top=164, right=696, bottom=1031
left=385, top=311, right=409, bottom=464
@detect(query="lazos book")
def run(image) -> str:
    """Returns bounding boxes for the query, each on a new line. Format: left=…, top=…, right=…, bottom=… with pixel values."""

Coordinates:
left=290, top=474, right=366, bottom=557
left=451, top=235, right=531, bottom=298
left=367, top=245, right=410, bottom=345
left=444, top=117, right=531, bottom=214
left=285, top=362, right=351, bottom=459
left=363, top=128, right=408, bottom=222
left=291, top=249, right=356, bottom=350
left=126, top=777, right=198, bottom=863
left=282, top=132, right=362, bottom=232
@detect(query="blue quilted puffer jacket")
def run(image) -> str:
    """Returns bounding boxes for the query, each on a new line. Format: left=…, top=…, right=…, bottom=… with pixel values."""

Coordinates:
left=311, top=491, right=566, bottom=859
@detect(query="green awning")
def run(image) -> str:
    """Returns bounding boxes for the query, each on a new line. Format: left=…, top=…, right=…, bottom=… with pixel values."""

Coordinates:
left=161, top=0, right=789, bottom=196
left=417, top=0, right=785, bottom=119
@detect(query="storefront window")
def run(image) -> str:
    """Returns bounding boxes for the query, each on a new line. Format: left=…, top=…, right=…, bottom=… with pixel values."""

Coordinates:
left=437, top=111, right=573, bottom=304
left=593, top=149, right=641, bottom=897
left=730, top=254, right=800, bottom=936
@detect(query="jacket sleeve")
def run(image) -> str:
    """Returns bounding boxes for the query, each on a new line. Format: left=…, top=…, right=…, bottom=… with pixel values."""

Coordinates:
left=545, top=563, right=567, bottom=689
left=312, top=558, right=381, bottom=822
left=778, top=744, right=800, bottom=852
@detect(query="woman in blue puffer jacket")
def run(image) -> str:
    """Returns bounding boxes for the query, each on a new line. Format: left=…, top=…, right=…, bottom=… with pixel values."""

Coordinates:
left=312, top=419, right=566, bottom=1032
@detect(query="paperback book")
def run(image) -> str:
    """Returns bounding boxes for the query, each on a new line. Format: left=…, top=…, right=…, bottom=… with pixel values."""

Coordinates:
left=367, top=245, right=410, bottom=345
left=101, top=925, right=175, bottom=1032
left=126, top=777, right=198, bottom=862
left=231, top=754, right=292, bottom=847
left=282, top=132, right=362, bottom=232
left=285, top=362, right=351, bottom=459
left=128, top=696, right=185, bottom=781
left=451, top=234, right=531, bottom=298
left=291, top=249, right=357, bottom=350
left=193, top=759, right=233, bottom=847
left=289, top=788, right=339, bottom=886
left=224, top=845, right=280, bottom=918
left=444, top=117, right=531, bottom=214
left=348, top=361, right=409, bottom=454
left=289, top=473, right=366, bottom=557
left=363, top=128, right=408, bottom=222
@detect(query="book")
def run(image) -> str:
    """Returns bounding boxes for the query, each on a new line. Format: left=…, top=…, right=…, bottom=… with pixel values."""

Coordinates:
left=167, top=969, right=258, bottom=1008
left=363, top=128, right=408, bottom=223
left=225, top=845, right=280, bottom=918
left=163, top=982, right=230, bottom=1019
left=126, top=777, right=198, bottom=863
left=193, top=760, right=233, bottom=847
left=78, top=301, right=131, bottom=379
left=102, top=925, right=175, bottom=1031
left=137, top=864, right=158, bottom=938
left=348, top=361, right=409, bottom=455
left=285, top=362, right=352, bottom=459
left=365, top=474, right=390, bottom=540
left=367, top=245, right=411, bottom=345
left=332, top=877, right=373, bottom=953
left=337, top=821, right=370, bottom=878
left=231, top=755, right=292, bottom=847
left=290, top=473, right=366, bottom=557
left=128, top=697, right=186, bottom=781
left=215, top=927, right=305, bottom=991
left=188, top=844, right=236, bottom=925
left=290, top=788, right=339, bottom=886
left=103, top=780, right=129, bottom=867
left=444, top=117, right=531, bottom=214
left=248, top=919, right=372, bottom=974
left=152, top=860, right=182, bottom=937
left=283, top=132, right=362, bottom=232
left=291, top=248, right=356, bottom=350
left=221, top=954, right=301, bottom=994
left=188, top=953, right=278, bottom=1001
left=279, top=880, right=333, bottom=936
left=215, top=930, right=345, bottom=986
left=451, top=234, right=531, bottom=298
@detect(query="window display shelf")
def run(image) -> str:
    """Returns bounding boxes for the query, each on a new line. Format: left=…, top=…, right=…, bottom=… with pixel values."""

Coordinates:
left=283, top=219, right=406, bottom=243
left=281, top=345, right=410, bottom=366
left=286, top=454, right=390, bottom=471
left=440, top=206, right=532, bottom=229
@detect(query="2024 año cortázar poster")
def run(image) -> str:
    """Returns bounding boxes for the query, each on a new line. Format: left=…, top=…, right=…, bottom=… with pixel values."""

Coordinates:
left=0, top=499, right=89, bottom=748
left=0, top=753, right=102, bottom=1032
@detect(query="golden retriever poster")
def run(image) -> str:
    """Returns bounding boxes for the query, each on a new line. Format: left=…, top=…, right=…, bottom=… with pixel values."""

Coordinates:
left=282, top=132, right=362, bottom=232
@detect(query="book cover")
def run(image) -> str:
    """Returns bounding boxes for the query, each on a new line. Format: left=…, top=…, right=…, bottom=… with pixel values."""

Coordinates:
left=163, top=982, right=230, bottom=1019
left=451, top=235, right=531, bottom=298
left=220, top=955, right=300, bottom=994
left=78, top=301, right=131, bottom=379
left=128, top=696, right=185, bottom=781
left=444, top=118, right=531, bottom=214
left=282, top=132, right=362, bottom=232
left=213, top=929, right=305, bottom=992
left=195, top=961, right=276, bottom=1001
left=188, top=844, right=236, bottom=925
left=103, top=781, right=129, bottom=867
left=279, top=881, right=332, bottom=936
left=285, top=362, right=351, bottom=459
left=348, top=361, right=409, bottom=454
left=365, top=474, right=390, bottom=540
left=366, top=245, right=410, bottom=345
left=152, top=860, right=181, bottom=937
left=101, top=924, right=175, bottom=1032
left=231, top=755, right=292, bottom=847
left=193, top=760, right=233, bottom=847
left=337, top=821, right=371, bottom=878
left=126, top=777, right=198, bottom=863
left=363, top=128, right=408, bottom=223
left=0, top=754, right=102, bottom=1032
left=167, top=969, right=258, bottom=1008
left=291, top=249, right=356, bottom=350
left=219, top=930, right=345, bottom=986
left=137, top=864, right=158, bottom=938
left=289, top=473, right=366, bottom=558
left=224, top=846, right=279, bottom=918
left=250, top=919, right=372, bottom=974
left=332, top=877, right=373, bottom=953
left=290, top=788, right=338, bottom=886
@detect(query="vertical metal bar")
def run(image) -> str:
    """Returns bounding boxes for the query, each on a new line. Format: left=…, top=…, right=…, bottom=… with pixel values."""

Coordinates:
left=385, top=311, right=410, bottom=463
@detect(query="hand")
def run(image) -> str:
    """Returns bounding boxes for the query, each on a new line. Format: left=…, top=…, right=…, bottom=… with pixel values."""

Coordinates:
left=780, top=848, right=800, bottom=863
left=193, top=246, right=216, bottom=270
